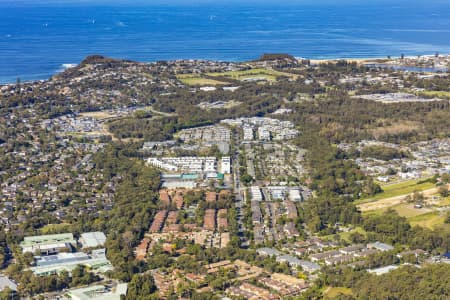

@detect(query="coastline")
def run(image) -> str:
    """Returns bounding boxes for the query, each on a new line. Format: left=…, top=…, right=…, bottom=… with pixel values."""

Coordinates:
left=308, top=57, right=388, bottom=64
left=0, top=54, right=447, bottom=86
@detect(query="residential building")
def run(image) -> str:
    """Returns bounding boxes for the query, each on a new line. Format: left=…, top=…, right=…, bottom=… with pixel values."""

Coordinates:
left=221, top=157, right=231, bottom=174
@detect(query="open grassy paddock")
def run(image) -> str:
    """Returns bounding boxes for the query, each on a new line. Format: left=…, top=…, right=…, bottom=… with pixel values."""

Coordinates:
left=364, top=202, right=433, bottom=218
left=357, top=178, right=435, bottom=204
left=324, top=287, right=353, bottom=299
left=409, top=212, right=447, bottom=229
left=40, top=223, right=72, bottom=234
left=207, top=68, right=299, bottom=82
left=323, top=227, right=367, bottom=243
left=418, top=90, right=450, bottom=99
left=79, top=110, right=118, bottom=120
left=176, top=74, right=229, bottom=86
left=436, top=196, right=450, bottom=207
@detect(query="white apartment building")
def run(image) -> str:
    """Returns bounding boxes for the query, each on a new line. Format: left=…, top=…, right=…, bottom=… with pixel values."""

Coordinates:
left=258, top=126, right=271, bottom=141
left=243, top=125, right=254, bottom=141
left=250, top=186, right=263, bottom=201
left=221, top=157, right=231, bottom=174
left=147, top=157, right=217, bottom=173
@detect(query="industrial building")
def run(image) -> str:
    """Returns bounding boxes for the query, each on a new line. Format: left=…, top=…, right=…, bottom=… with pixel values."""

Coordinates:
left=20, top=233, right=76, bottom=255
left=30, top=249, right=113, bottom=276
left=79, top=232, right=107, bottom=249
left=65, top=283, right=128, bottom=300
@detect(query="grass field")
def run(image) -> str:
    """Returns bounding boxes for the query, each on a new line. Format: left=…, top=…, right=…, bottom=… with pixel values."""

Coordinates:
left=80, top=111, right=117, bottom=120
left=207, top=68, right=298, bottom=82
left=324, top=287, right=353, bottom=299
left=390, top=203, right=433, bottom=218
left=436, top=196, right=450, bottom=207
left=364, top=201, right=448, bottom=230
left=323, top=227, right=367, bottom=243
left=409, top=212, right=447, bottom=229
left=365, top=203, right=433, bottom=218
left=419, top=90, right=450, bottom=99
left=40, top=223, right=72, bottom=234
left=357, top=179, right=435, bottom=204
left=177, top=74, right=229, bottom=86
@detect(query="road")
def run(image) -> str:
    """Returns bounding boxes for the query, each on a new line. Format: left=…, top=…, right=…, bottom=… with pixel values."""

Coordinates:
left=232, top=130, right=248, bottom=246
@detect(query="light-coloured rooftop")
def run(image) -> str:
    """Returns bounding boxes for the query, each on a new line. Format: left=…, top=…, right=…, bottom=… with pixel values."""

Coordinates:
left=66, top=283, right=128, bottom=300
left=21, top=233, right=75, bottom=247
left=80, top=232, right=107, bottom=248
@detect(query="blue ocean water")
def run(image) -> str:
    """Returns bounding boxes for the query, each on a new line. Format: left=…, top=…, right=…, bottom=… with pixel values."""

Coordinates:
left=1, top=1, right=450, bottom=83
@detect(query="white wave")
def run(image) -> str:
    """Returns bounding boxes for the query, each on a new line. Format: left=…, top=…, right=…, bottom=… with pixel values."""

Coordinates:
left=56, top=64, right=77, bottom=73
left=62, top=63, right=77, bottom=69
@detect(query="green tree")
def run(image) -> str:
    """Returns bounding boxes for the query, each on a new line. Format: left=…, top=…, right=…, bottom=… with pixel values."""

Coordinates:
left=126, top=273, right=157, bottom=300
left=241, top=174, right=253, bottom=186
left=438, top=185, right=449, bottom=197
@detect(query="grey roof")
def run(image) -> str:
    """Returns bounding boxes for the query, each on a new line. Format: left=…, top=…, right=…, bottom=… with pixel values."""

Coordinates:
left=256, top=247, right=281, bottom=257
left=0, top=276, right=17, bottom=291
left=298, top=260, right=321, bottom=271
left=276, top=254, right=302, bottom=265
left=370, top=241, right=394, bottom=251
left=66, top=283, right=128, bottom=300
left=20, top=233, right=75, bottom=247
left=35, top=252, right=90, bottom=267
left=368, top=265, right=399, bottom=275
left=80, top=232, right=106, bottom=248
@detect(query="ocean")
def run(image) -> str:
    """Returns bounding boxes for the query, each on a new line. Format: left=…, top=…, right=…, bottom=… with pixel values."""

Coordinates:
left=1, top=1, right=450, bottom=83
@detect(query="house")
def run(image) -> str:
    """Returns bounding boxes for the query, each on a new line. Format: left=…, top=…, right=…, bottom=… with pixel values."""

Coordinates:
left=206, top=192, right=217, bottom=203
left=325, top=255, right=354, bottom=266
left=276, top=255, right=303, bottom=268
left=339, top=244, right=365, bottom=255
left=226, top=287, right=257, bottom=299
left=135, top=238, right=150, bottom=261
left=396, top=249, right=426, bottom=258
left=297, top=260, right=321, bottom=273
left=310, top=250, right=340, bottom=262
left=239, top=282, right=275, bottom=299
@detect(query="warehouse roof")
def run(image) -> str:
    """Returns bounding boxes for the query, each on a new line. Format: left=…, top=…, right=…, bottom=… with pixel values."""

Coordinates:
left=80, top=232, right=107, bottom=248
left=20, top=233, right=75, bottom=247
